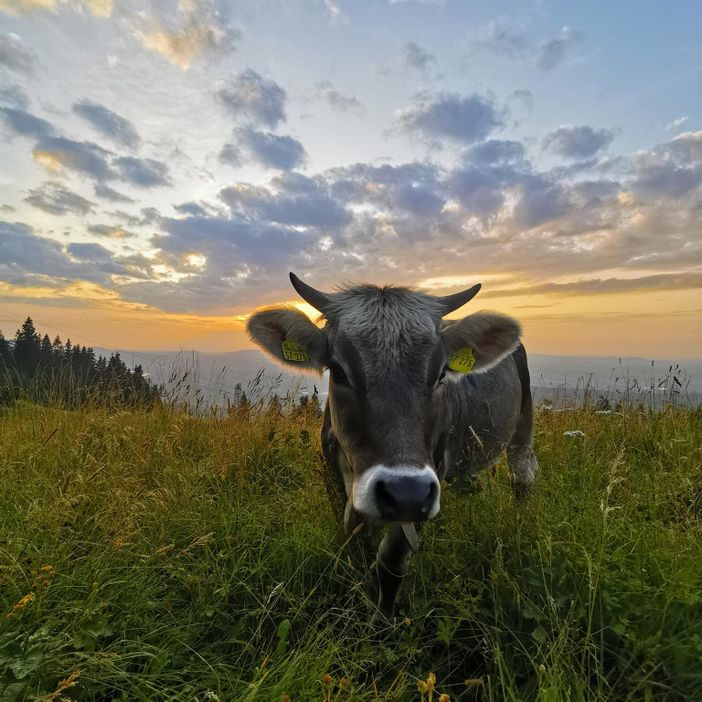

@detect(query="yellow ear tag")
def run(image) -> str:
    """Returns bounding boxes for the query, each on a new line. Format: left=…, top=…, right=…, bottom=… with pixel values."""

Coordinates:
left=448, top=346, right=475, bottom=373
left=281, top=339, right=310, bottom=363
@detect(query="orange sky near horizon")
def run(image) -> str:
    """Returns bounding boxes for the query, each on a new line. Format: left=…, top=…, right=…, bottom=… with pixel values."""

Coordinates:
left=2, top=284, right=700, bottom=360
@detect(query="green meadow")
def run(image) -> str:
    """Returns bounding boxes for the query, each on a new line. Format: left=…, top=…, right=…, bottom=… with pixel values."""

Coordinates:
left=1, top=400, right=701, bottom=701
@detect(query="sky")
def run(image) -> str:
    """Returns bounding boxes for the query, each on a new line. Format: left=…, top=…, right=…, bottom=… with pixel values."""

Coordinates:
left=0, top=0, right=701, bottom=358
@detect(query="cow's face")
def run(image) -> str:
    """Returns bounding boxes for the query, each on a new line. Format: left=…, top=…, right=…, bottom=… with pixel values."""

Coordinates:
left=247, top=273, right=520, bottom=527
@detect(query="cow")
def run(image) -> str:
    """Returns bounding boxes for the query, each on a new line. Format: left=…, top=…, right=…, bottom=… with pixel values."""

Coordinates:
left=247, top=272, right=537, bottom=618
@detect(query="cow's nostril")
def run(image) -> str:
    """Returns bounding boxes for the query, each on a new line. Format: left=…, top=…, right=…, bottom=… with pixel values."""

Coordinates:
left=375, top=479, right=398, bottom=517
left=421, top=481, right=438, bottom=517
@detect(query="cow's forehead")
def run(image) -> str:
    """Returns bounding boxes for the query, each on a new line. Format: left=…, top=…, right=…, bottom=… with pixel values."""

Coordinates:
left=324, top=285, right=442, bottom=361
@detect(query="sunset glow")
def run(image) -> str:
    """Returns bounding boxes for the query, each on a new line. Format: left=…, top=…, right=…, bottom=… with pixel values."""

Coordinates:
left=1, top=1, right=700, bottom=358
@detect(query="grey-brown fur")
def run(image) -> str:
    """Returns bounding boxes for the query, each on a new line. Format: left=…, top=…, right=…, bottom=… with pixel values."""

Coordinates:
left=247, top=274, right=537, bottom=619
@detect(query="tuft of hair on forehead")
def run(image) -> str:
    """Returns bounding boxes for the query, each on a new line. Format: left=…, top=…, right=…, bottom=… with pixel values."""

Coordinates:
left=323, top=283, right=444, bottom=360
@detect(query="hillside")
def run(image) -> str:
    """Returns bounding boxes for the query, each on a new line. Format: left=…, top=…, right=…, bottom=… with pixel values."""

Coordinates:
left=1, top=402, right=701, bottom=700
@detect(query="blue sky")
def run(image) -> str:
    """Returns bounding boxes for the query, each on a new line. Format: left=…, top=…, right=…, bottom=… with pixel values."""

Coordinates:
left=0, top=0, right=701, bottom=355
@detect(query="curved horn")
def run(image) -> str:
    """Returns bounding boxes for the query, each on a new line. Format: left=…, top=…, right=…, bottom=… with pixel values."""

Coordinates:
left=437, top=283, right=482, bottom=316
left=289, top=272, right=331, bottom=313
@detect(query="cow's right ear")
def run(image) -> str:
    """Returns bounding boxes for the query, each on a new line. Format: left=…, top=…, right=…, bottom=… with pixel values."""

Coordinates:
left=246, top=307, right=328, bottom=373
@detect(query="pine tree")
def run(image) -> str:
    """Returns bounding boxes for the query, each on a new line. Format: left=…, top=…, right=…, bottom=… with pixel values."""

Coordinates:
left=0, top=331, right=13, bottom=370
left=14, top=317, right=41, bottom=377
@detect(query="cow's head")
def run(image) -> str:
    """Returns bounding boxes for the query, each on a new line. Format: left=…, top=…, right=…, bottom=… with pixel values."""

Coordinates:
left=247, top=273, right=520, bottom=528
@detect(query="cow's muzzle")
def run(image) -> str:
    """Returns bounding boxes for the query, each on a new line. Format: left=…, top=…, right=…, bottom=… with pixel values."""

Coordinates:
left=353, top=465, right=441, bottom=522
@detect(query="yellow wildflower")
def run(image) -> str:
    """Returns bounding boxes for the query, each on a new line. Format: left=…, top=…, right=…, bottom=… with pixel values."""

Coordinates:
left=6, top=592, right=34, bottom=618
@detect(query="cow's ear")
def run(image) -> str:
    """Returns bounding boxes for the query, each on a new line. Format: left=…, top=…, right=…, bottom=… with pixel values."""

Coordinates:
left=440, top=312, right=521, bottom=374
left=247, top=307, right=328, bottom=373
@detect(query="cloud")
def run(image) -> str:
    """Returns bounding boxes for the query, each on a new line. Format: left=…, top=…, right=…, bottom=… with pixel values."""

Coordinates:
left=0, top=82, right=28, bottom=108
left=535, top=26, right=583, bottom=71
left=466, top=139, right=526, bottom=164
left=468, top=20, right=583, bottom=72
left=0, top=32, right=36, bottom=75
left=73, top=100, right=140, bottom=149
left=481, top=272, right=702, bottom=299
left=313, top=80, right=365, bottom=115
left=331, top=161, right=445, bottom=218
left=0, top=105, right=54, bottom=138
left=0, top=221, right=78, bottom=280
left=87, top=223, right=134, bottom=238
left=630, top=131, right=702, bottom=198
left=395, top=91, right=503, bottom=144
left=216, top=69, right=287, bottom=128
left=134, top=0, right=239, bottom=69
left=25, top=181, right=95, bottom=215
left=236, top=128, right=307, bottom=171
left=33, top=135, right=112, bottom=179
left=0, top=1, right=112, bottom=16
left=94, top=183, right=134, bottom=203
left=402, top=40, right=437, bottom=75
left=173, top=201, right=209, bottom=216
left=218, top=142, right=242, bottom=168
left=113, top=155, right=171, bottom=187
left=664, top=116, right=688, bottom=131
left=544, top=124, right=615, bottom=159
left=220, top=173, right=351, bottom=229
left=374, top=40, right=439, bottom=79
left=0, top=219, right=144, bottom=289
left=469, top=19, right=528, bottom=59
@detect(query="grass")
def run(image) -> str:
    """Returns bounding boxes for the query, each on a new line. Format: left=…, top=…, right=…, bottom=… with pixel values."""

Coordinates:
left=0, top=400, right=701, bottom=701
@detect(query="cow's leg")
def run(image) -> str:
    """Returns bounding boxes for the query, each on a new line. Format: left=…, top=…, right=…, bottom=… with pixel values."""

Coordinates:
left=507, top=398, right=537, bottom=500
left=507, top=345, right=538, bottom=500
left=507, top=436, right=537, bottom=500
left=374, top=524, right=414, bottom=618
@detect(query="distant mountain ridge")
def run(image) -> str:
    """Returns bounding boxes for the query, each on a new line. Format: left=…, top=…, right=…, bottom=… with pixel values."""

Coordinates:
left=95, top=347, right=702, bottom=408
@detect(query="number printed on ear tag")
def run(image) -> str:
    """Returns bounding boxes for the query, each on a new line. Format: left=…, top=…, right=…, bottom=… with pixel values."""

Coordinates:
left=281, top=339, right=310, bottom=363
left=448, top=346, right=475, bottom=373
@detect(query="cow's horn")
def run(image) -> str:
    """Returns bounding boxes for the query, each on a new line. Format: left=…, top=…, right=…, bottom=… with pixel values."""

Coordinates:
left=437, top=283, right=482, bottom=315
left=289, top=272, right=331, bottom=313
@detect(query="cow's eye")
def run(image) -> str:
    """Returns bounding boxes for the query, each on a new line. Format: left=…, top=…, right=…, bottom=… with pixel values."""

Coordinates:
left=329, top=361, right=350, bottom=386
left=438, top=369, right=446, bottom=384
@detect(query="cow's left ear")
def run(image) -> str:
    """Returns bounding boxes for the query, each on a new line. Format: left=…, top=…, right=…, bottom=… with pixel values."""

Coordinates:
left=247, top=307, right=328, bottom=373
left=440, top=312, right=521, bottom=374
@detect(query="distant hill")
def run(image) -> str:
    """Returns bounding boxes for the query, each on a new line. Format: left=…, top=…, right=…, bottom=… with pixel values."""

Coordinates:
left=96, top=348, right=702, bottom=409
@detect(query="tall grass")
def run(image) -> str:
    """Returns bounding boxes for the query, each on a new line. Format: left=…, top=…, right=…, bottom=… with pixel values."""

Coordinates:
left=0, top=400, right=700, bottom=700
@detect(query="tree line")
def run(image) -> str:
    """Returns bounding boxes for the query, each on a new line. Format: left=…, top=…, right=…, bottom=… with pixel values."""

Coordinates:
left=0, top=317, right=160, bottom=407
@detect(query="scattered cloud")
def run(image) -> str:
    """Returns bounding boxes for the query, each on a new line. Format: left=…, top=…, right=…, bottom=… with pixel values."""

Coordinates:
left=236, top=127, right=307, bottom=171
left=0, top=0, right=113, bottom=17
left=313, top=80, right=365, bottom=115
left=480, top=272, right=702, bottom=299
left=402, top=40, right=437, bottom=76
left=134, top=0, right=240, bottom=69
left=87, top=223, right=135, bottom=238
left=535, top=26, right=583, bottom=71
left=544, top=124, right=615, bottom=159
left=664, top=116, right=688, bottom=132
left=33, top=135, right=112, bottom=179
left=113, top=156, right=171, bottom=187
left=24, top=181, right=95, bottom=215
left=73, top=100, right=140, bottom=149
left=94, top=183, right=134, bottom=203
left=218, top=141, right=242, bottom=168
left=0, top=105, right=54, bottom=138
left=0, top=32, right=36, bottom=75
left=375, top=40, right=439, bottom=79
left=216, top=69, right=287, bottom=128
left=220, top=172, right=351, bottom=229
left=395, top=91, right=503, bottom=144
left=468, top=20, right=584, bottom=72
